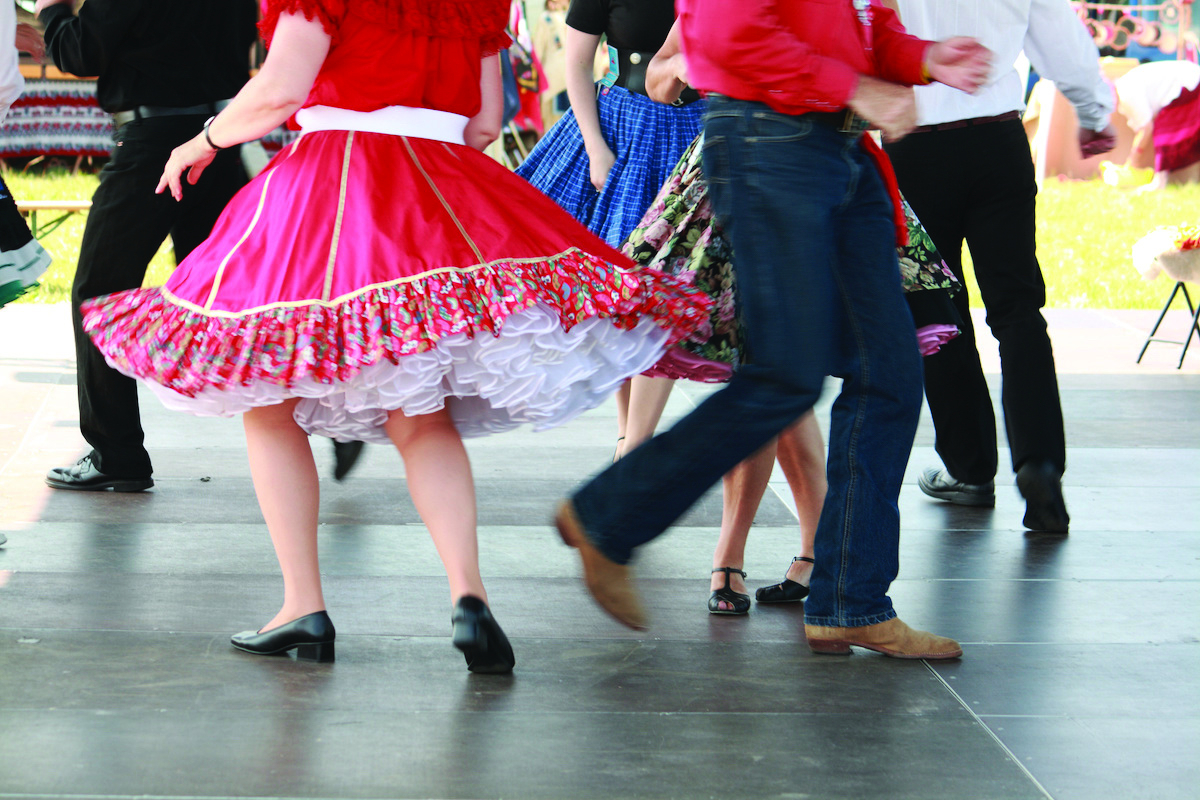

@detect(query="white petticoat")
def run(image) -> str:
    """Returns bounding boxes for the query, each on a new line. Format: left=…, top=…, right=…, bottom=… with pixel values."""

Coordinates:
left=141, top=304, right=669, bottom=442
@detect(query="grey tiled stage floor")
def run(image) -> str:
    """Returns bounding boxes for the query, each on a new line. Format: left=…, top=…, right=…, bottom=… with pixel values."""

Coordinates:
left=1, top=305, right=1198, bottom=800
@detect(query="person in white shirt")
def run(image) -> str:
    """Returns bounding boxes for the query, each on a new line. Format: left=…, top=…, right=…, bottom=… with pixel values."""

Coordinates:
left=884, top=0, right=1116, bottom=533
left=1116, top=60, right=1200, bottom=191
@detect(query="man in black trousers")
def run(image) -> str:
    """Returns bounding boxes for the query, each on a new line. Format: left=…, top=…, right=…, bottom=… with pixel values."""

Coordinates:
left=38, top=0, right=257, bottom=491
left=884, top=0, right=1116, bottom=532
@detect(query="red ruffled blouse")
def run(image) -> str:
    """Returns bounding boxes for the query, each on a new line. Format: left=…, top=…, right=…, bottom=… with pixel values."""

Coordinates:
left=260, top=0, right=511, bottom=119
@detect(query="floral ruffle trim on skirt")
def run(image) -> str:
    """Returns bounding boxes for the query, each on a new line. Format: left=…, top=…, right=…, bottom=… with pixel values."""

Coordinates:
left=81, top=248, right=712, bottom=442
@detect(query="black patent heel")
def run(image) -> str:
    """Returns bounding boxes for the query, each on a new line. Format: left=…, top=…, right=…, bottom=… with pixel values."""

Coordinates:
left=230, top=610, right=336, bottom=662
left=295, top=642, right=336, bottom=663
left=452, top=596, right=515, bottom=674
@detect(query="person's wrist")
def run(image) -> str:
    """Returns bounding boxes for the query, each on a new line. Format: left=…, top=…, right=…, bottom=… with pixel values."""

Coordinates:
left=203, top=116, right=225, bottom=152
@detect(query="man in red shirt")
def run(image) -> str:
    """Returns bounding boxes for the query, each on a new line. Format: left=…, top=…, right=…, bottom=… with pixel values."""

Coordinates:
left=557, top=0, right=990, bottom=660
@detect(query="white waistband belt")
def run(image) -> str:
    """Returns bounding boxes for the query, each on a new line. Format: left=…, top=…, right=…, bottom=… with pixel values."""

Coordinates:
left=295, top=105, right=468, bottom=145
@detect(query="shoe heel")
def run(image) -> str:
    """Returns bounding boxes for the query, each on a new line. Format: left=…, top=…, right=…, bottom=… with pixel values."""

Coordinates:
left=808, top=638, right=852, bottom=655
left=452, top=620, right=480, bottom=652
left=295, top=642, right=335, bottom=663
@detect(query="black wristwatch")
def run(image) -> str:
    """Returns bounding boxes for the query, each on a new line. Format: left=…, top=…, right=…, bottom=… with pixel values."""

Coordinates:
left=203, top=115, right=225, bottom=151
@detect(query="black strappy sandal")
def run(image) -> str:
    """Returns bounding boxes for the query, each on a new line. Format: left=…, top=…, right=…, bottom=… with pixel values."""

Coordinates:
left=708, top=567, right=750, bottom=615
left=755, top=556, right=814, bottom=604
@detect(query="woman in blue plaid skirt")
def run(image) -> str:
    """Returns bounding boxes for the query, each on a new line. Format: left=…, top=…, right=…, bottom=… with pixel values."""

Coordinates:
left=516, top=0, right=704, bottom=458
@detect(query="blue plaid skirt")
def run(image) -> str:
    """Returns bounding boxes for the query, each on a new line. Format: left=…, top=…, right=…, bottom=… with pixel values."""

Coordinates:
left=515, top=85, right=705, bottom=248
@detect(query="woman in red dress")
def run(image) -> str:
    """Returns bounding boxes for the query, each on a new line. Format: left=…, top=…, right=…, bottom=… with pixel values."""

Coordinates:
left=81, top=0, right=708, bottom=672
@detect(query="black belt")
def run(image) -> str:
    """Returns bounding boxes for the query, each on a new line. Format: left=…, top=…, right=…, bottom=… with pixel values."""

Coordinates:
left=805, top=109, right=873, bottom=135
left=911, top=110, right=1022, bottom=134
left=112, top=99, right=232, bottom=129
left=610, top=49, right=703, bottom=106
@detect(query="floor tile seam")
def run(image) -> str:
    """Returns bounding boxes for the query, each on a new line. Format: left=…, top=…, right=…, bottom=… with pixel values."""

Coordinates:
left=6, top=570, right=1200, bottom=584
left=0, top=794, right=369, bottom=800
left=924, top=662, right=1056, bottom=800
left=975, top=713, right=1200, bottom=720
left=0, top=709, right=983, bottom=719
left=11, top=627, right=1192, bottom=648
left=0, top=627, right=820, bottom=644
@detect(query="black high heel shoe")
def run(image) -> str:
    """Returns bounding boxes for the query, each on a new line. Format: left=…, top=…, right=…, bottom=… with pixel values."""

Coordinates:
left=231, top=610, right=336, bottom=662
left=755, top=556, right=814, bottom=604
left=451, top=596, right=515, bottom=674
left=708, top=567, right=750, bottom=615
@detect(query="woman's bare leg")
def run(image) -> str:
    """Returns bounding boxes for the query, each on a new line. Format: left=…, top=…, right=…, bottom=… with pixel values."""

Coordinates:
left=776, top=411, right=826, bottom=584
left=383, top=406, right=486, bottom=605
left=613, top=380, right=631, bottom=461
left=244, top=399, right=325, bottom=632
left=615, top=375, right=675, bottom=458
left=709, top=438, right=778, bottom=609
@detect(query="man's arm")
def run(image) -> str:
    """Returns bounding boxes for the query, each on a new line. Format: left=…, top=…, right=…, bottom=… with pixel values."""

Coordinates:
left=1023, top=0, right=1113, bottom=132
left=36, top=0, right=138, bottom=78
left=870, top=2, right=930, bottom=87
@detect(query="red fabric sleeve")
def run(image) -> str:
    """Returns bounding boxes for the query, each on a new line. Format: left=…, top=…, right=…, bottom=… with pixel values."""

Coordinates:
left=259, top=0, right=346, bottom=47
left=481, top=29, right=513, bottom=59
left=682, top=0, right=859, bottom=112
left=870, top=2, right=931, bottom=88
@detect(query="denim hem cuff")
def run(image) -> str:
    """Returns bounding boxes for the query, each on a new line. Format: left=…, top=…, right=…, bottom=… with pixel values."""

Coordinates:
left=569, top=491, right=634, bottom=566
left=804, top=608, right=897, bottom=628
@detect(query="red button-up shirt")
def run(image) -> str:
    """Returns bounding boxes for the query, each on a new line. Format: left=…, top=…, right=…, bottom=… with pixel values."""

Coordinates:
left=678, top=0, right=933, bottom=245
left=678, top=0, right=930, bottom=114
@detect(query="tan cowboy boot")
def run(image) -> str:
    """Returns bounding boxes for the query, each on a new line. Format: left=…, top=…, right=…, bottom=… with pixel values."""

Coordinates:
left=554, top=500, right=647, bottom=631
left=805, top=617, right=962, bottom=660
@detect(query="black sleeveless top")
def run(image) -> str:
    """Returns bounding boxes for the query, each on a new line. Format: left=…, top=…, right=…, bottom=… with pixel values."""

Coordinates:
left=565, top=0, right=676, bottom=54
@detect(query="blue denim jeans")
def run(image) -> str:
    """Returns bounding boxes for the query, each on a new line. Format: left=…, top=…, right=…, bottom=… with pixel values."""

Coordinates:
left=571, top=97, right=923, bottom=627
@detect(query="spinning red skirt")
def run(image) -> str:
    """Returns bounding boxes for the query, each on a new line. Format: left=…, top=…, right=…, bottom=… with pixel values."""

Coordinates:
left=81, top=110, right=710, bottom=442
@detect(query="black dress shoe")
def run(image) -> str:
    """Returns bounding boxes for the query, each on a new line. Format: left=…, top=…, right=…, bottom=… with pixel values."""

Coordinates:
left=1016, top=461, right=1070, bottom=533
left=755, top=556, right=814, bottom=604
left=332, top=440, right=365, bottom=482
left=451, top=596, right=515, bottom=674
left=46, top=453, right=153, bottom=492
left=917, top=467, right=995, bottom=507
left=231, top=610, right=336, bottom=662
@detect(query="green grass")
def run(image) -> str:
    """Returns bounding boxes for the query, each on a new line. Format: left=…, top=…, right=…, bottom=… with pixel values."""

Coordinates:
left=5, top=168, right=176, bottom=304
left=6, top=167, right=1196, bottom=309
left=958, top=179, right=1198, bottom=309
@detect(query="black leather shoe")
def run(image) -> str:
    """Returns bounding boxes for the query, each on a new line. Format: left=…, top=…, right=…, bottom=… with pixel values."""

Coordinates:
left=1017, top=461, right=1070, bottom=533
left=46, top=453, right=153, bottom=492
left=708, top=567, right=750, bottom=615
left=231, top=610, right=336, bottom=662
left=451, top=596, right=515, bottom=674
left=755, top=556, right=813, bottom=604
left=917, top=467, right=994, bottom=507
left=332, top=440, right=365, bottom=482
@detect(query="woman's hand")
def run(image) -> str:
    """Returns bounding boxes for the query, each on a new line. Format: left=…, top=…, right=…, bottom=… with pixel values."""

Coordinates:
left=588, top=145, right=616, bottom=191
left=156, top=135, right=218, bottom=201
left=925, top=37, right=992, bottom=95
left=15, top=23, right=45, bottom=63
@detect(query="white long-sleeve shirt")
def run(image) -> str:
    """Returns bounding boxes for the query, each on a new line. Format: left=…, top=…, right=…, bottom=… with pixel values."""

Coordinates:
left=0, top=3, right=23, bottom=125
left=895, top=0, right=1113, bottom=131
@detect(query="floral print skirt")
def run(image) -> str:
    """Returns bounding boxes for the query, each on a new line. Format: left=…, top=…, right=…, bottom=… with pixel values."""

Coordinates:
left=622, top=134, right=962, bottom=382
